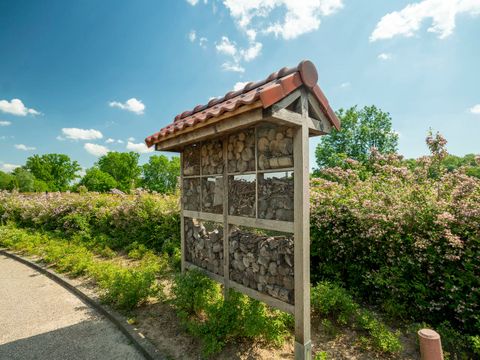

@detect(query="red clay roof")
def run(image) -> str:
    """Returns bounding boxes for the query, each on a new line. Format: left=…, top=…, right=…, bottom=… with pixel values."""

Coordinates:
left=145, top=60, right=340, bottom=148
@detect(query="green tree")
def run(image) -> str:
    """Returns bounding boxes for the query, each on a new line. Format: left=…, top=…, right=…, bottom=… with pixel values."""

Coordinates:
left=79, top=168, right=118, bottom=192
left=24, top=153, right=81, bottom=191
left=142, top=155, right=180, bottom=193
left=12, top=168, right=35, bottom=192
left=0, top=170, right=15, bottom=190
left=97, top=152, right=141, bottom=192
left=315, top=105, right=398, bottom=169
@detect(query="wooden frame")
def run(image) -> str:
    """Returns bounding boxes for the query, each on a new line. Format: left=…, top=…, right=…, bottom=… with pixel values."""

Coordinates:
left=168, top=86, right=327, bottom=360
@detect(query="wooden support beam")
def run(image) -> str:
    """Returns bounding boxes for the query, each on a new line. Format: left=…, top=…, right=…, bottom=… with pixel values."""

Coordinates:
left=269, top=108, right=328, bottom=137
left=180, top=152, right=186, bottom=274
left=293, top=90, right=312, bottom=360
left=227, top=215, right=294, bottom=234
left=307, top=93, right=333, bottom=134
left=183, top=210, right=223, bottom=223
left=222, top=137, right=230, bottom=298
left=229, top=280, right=295, bottom=315
left=270, top=89, right=302, bottom=114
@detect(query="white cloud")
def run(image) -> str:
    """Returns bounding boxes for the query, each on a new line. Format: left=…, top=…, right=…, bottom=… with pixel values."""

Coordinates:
left=470, top=104, right=480, bottom=114
left=378, top=52, right=392, bottom=60
left=61, top=128, right=103, bottom=141
left=246, top=29, right=257, bottom=41
left=340, top=82, right=351, bottom=88
left=241, top=42, right=262, bottom=61
left=223, top=0, right=344, bottom=40
left=199, top=37, right=208, bottom=49
left=105, top=138, right=115, bottom=144
left=128, top=137, right=136, bottom=142
left=0, top=98, right=40, bottom=116
left=126, top=141, right=154, bottom=154
left=216, top=36, right=238, bottom=56
left=222, top=62, right=245, bottom=73
left=0, top=120, right=11, bottom=126
left=215, top=36, right=262, bottom=72
left=233, top=81, right=249, bottom=91
left=186, top=0, right=199, bottom=5
left=15, top=144, right=36, bottom=151
left=84, top=143, right=109, bottom=157
left=199, top=37, right=208, bottom=48
left=370, top=0, right=480, bottom=42
left=109, top=98, right=145, bottom=115
left=0, top=163, right=20, bottom=172
left=117, top=139, right=124, bottom=144
left=188, top=30, right=197, bottom=42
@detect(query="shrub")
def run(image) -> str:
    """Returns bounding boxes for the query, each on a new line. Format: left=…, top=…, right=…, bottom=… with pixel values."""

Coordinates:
left=0, top=192, right=180, bottom=253
left=172, top=270, right=290, bottom=356
left=311, top=281, right=402, bottom=354
left=311, top=281, right=358, bottom=326
left=91, top=261, right=160, bottom=311
left=0, top=226, right=163, bottom=311
left=310, top=134, right=480, bottom=336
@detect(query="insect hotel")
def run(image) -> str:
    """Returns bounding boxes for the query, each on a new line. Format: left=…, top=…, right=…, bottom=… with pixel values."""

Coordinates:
left=145, top=60, right=340, bottom=359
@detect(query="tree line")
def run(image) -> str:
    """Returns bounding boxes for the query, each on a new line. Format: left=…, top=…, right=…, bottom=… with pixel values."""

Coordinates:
left=1, top=105, right=478, bottom=194
left=0, top=152, right=180, bottom=193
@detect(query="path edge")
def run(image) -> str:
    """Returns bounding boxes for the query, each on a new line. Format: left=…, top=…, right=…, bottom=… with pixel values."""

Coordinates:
left=0, top=249, right=165, bottom=360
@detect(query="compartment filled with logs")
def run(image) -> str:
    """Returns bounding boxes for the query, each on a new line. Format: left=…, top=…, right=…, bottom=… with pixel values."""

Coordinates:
left=183, top=143, right=201, bottom=176
left=185, top=218, right=224, bottom=276
left=201, top=139, right=224, bottom=175
left=257, top=124, right=294, bottom=170
left=183, top=178, right=200, bottom=211
left=227, top=128, right=255, bottom=173
left=228, top=174, right=256, bottom=218
left=202, top=176, right=223, bottom=214
left=258, top=171, right=294, bottom=221
left=229, top=227, right=294, bottom=304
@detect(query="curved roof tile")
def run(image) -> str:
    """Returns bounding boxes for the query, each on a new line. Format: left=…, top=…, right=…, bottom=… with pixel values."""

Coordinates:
left=145, top=60, right=339, bottom=148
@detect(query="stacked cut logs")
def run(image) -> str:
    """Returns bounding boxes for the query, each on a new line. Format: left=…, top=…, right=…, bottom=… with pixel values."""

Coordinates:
left=185, top=218, right=224, bottom=276
left=229, top=229, right=294, bottom=304
left=202, top=177, right=223, bottom=214
left=257, top=125, right=294, bottom=170
left=227, top=129, right=255, bottom=173
left=183, top=144, right=200, bottom=176
left=258, top=174, right=294, bottom=221
left=228, top=176, right=256, bottom=217
left=201, top=139, right=224, bottom=175
left=183, top=178, right=200, bottom=211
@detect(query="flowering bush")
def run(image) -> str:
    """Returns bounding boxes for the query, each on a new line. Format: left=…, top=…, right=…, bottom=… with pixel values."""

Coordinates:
left=310, top=133, right=480, bottom=335
left=0, top=191, right=180, bottom=254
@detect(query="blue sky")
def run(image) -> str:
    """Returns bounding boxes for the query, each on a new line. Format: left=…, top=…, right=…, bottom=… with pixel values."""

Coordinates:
left=1, top=0, right=479, bottom=173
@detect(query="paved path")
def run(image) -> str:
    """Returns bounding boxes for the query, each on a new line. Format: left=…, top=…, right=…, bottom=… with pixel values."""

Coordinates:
left=0, top=254, right=145, bottom=360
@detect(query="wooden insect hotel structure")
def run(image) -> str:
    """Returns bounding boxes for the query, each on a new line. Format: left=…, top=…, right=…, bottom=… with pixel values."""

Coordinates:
left=145, top=60, right=340, bottom=359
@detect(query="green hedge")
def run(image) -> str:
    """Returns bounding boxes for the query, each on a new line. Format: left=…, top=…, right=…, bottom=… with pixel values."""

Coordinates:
left=310, top=151, right=480, bottom=337
left=0, top=191, right=180, bottom=254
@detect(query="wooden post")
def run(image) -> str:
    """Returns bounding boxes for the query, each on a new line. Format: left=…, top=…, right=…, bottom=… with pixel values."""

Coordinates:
left=293, top=90, right=311, bottom=360
left=180, top=152, right=186, bottom=274
left=222, top=136, right=230, bottom=298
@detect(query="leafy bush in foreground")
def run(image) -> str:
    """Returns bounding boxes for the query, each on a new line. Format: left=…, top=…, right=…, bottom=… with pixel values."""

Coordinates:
left=311, top=281, right=402, bottom=354
left=172, top=270, right=291, bottom=356
left=310, top=133, right=480, bottom=336
left=0, top=226, right=163, bottom=310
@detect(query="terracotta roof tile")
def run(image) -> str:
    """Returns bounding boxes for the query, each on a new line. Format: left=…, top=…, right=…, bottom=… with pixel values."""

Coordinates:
left=145, top=60, right=340, bottom=148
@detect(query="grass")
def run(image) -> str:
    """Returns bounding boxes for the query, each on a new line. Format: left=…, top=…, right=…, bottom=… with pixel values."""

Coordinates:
left=311, top=281, right=403, bottom=355
left=0, top=225, right=165, bottom=311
